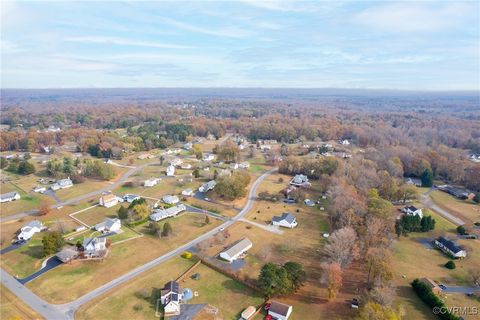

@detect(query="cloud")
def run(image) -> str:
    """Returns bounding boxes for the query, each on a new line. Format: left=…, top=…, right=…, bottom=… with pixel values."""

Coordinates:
left=157, top=17, right=250, bottom=38
left=353, top=2, right=477, bottom=33
left=64, top=36, right=194, bottom=49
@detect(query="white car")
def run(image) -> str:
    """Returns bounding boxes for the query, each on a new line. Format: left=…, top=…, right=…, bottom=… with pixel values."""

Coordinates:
left=219, top=227, right=225, bottom=232
left=204, top=197, right=210, bottom=201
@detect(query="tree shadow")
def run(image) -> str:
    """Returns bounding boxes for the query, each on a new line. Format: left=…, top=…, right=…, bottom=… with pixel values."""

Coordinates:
left=21, top=244, right=44, bottom=259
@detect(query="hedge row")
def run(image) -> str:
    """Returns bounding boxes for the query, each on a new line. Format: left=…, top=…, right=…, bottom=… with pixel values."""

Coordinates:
left=411, top=279, right=460, bottom=320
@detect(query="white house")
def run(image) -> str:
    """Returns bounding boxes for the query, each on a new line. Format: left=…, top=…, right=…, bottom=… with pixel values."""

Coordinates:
left=99, top=193, right=119, bottom=208
left=402, top=205, right=423, bottom=218
left=183, top=142, right=193, bottom=150
left=290, top=174, right=310, bottom=187
left=150, top=204, right=186, bottom=222
left=182, top=188, right=194, bottom=196
left=51, top=177, right=73, bottom=191
left=340, top=139, right=350, bottom=145
left=230, top=163, right=239, bottom=170
left=0, top=191, right=21, bottom=203
left=259, top=145, right=271, bottom=151
left=123, top=194, right=140, bottom=203
left=83, top=237, right=107, bottom=256
left=162, top=195, right=180, bottom=205
left=434, top=236, right=467, bottom=258
left=199, top=180, right=216, bottom=193
left=202, top=153, right=215, bottom=162
left=144, top=178, right=160, bottom=187
left=170, top=158, right=183, bottom=167
left=268, top=300, right=293, bottom=320
left=95, top=218, right=121, bottom=233
left=180, top=163, right=192, bottom=170
left=219, top=238, right=252, bottom=263
left=239, top=162, right=250, bottom=169
left=32, top=186, right=46, bottom=194
left=166, top=165, right=175, bottom=177
left=160, top=281, right=183, bottom=316
left=18, top=220, right=45, bottom=240
left=272, top=213, right=298, bottom=229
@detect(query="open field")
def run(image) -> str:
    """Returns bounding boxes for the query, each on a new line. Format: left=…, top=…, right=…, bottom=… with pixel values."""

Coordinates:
left=429, top=190, right=479, bottom=224
left=27, top=213, right=222, bottom=303
left=54, top=180, right=112, bottom=201
left=0, top=181, right=52, bottom=217
left=1, top=236, right=45, bottom=278
left=392, top=209, right=480, bottom=320
left=0, top=284, right=44, bottom=320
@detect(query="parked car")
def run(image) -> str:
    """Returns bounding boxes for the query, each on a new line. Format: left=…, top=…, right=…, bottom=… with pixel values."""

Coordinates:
left=351, top=298, right=359, bottom=309
left=13, top=239, right=26, bottom=245
left=283, top=198, right=296, bottom=204
left=439, top=284, right=447, bottom=290
left=264, top=302, right=271, bottom=310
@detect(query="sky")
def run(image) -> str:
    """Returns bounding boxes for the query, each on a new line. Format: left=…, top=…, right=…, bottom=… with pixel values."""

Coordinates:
left=1, top=0, right=479, bottom=90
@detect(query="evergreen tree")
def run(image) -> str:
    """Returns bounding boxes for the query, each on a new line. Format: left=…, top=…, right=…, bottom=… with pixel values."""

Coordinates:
left=421, top=169, right=433, bottom=187
left=162, top=222, right=173, bottom=237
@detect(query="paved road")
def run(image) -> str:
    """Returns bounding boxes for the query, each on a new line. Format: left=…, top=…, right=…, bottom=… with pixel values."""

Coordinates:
left=420, top=190, right=465, bottom=226
left=442, top=285, right=480, bottom=293
left=1, top=167, right=278, bottom=320
left=0, top=160, right=158, bottom=223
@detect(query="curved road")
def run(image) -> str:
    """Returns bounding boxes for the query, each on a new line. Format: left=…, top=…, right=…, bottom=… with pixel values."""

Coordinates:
left=420, top=189, right=465, bottom=226
left=1, top=167, right=278, bottom=320
left=0, top=161, right=158, bottom=223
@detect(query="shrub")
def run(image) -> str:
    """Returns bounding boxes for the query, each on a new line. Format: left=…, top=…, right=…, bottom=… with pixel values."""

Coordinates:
left=445, top=260, right=456, bottom=269
left=181, top=251, right=192, bottom=259
left=456, top=225, right=467, bottom=235
left=411, top=279, right=460, bottom=320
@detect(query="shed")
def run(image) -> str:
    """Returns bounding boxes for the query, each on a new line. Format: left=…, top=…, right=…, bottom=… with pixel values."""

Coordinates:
left=241, top=306, right=256, bottom=320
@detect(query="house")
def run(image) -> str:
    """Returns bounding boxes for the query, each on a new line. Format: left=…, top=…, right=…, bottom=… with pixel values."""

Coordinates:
left=163, top=195, right=180, bottom=205
left=437, top=185, right=470, bottom=200
left=144, top=178, right=160, bottom=187
left=340, top=139, right=350, bottom=145
left=290, top=174, right=311, bottom=187
left=268, top=300, right=293, bottom=320
left=259, top=145, right=271, bottom=151
left=304, top=199, right=315, bottom=207
left=0, top=191, right=21, bottom=203
left=182, top=188, right=194, bottom=196
left=239, top=161, right=250, bottom=169
left=219, top=238, right=252, bottom=263
left=272, top=213, right=298, bottom=229
left=183, top=142, right=193, bottom=150
left=402, top=205, right=423, bottom=218
left=241, top=306, right=256, bottom=320
left=99, top=193, right=119, bottom=208
left=166, top=165, right=176, bottom=177
left=82, top=237, right=107, bottom=256
left=150, top=204, right=186, bottom=222
left=199, top=180, right=216, bottom=193
left=138, top=153, right=154, bottom=160
left=230, top=163, right=239, bottom=170
left=51, top=177, right=73, bottom=191
left=434, top=236, right=467, bottom=258
left=170, top=158, right=183, bottom=166
left=181, top=163, right=192, bottom=170
left=33, top=186, right=47, bottom=193
left=161, top=281, right=183, bottom=316
left=18, top=220, right=45, bottom=240
left=56, top=247, right=79, bottom=263
left=421, top=278, right=442, bottom=295
left=405, top=177, right=422, bottom=187
left=94, top=218, right=121, bottom=233
left=123, top=194, right=140, bottom=203
left=203, top=153, right=215, bottom=162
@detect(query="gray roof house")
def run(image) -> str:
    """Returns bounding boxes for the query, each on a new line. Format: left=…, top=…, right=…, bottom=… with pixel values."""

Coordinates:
left=434, top=236, right=467, bottom=258
left=272, top=213, right=298, bottom=229
left=0, top=191, right=21, bottom=203
left=219, top=238, right=252, bottom=263
left=160, top=281, right=183, bottom=316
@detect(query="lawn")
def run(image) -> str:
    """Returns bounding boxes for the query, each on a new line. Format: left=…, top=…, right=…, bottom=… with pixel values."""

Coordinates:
left=0, top=285, right=44, bottom=320
left=1, top=236, right=45, bottom=278
left=392, top=210, right=480, bottom=320
left=429, top=190, right=479, bottom=224
left=54, top=179, right=111, bottom=201
left=0, top=182, right=52, bottom=217
left=27, top=213, right=222, bottom=303
left=72, top=204, right=119, bottom=226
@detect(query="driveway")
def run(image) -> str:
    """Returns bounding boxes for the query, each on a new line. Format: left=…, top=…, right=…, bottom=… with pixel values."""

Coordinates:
left=0, top=242, right=26, bottom=255
left=442, top=285, right=480, bottom=293
left=16, top=256, right=64, bottom=284
left=420, top=191, right=465, bottom=226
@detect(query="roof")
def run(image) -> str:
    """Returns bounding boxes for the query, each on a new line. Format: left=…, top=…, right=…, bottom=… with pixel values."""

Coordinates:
left=436, top=237, right=463, bottom=254
left=405, top=205, right=419, bottom=211
left=222, top=238, right=252, bottom=258
left=0, top=191, right=19, bottom=200
left=162, top=280, right=181, bottom=296
left=56, top=247, right=78, bottom=262
left=241, top=306, right=256, bottom=319
left=101, top=193, right=117, bottom=202
left=95, top=218, right=121, bottom=230
left=269, top=300, right=291, bottom=316
left=24, top=220, right=43, bottom=229
left=83, top=237, right=106, bottom=248
left=272, top=213, right=296, bottom=224
left=163, top=195, right=179, bottom=202
left=422, top=278, right=440, bottom=290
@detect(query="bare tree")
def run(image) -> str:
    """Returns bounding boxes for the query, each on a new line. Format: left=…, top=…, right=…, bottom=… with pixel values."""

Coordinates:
left=323, top=226, right=359, bottom=267
left=321, top=262, right=343, bottom=300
